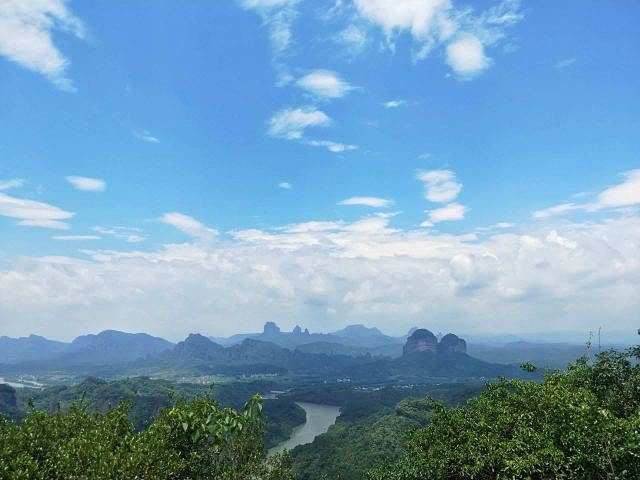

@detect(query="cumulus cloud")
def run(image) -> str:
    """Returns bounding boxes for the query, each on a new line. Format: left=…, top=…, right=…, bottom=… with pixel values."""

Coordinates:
left=278, top=181, right=292, bottom=189
left=0, top=191, right=73, bottom=229
left=352, top=0, right=522, bottom=76
left=66, top=176, right=106, bottom=192
left=268, top=106, right=330, bottom=139
left=296, top=70, right=355, bottom=99
left=423, top=202, right=467, bottom=225
left=1, top=210, right=638, bottom=340
left=0, top=0, right=86, bottom=90
left=417, top=169, right=462, bottom=203
left=160, top=212, right=217, bottom=240
left=445, top=35, right=490, bottom=76
left=339, top=196, right=393, bottom=208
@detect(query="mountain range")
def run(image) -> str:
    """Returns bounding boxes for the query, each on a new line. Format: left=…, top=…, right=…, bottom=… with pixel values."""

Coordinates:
left=0, top=323, right=536, bottom=381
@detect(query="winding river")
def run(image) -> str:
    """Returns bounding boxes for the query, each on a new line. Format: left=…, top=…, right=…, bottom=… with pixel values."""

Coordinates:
left=268, top=402, right=341, bottom=455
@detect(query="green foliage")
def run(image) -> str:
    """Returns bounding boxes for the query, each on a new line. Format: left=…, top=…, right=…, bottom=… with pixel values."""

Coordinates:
left=0, top=392, right=294, bottom=480
left=291, top=383, right=483, bottom=480
left=368, top=347, right=640, bottom=480
left=263, top=399, right=307, bottom=448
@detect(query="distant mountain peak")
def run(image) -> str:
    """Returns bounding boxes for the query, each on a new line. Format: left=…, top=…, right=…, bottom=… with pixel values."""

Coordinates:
left=333, top=324, right=385, bottom=339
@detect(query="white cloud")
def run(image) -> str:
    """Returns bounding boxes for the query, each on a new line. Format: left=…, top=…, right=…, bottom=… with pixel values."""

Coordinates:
left=92, top=226, right=145, bottom=243
left=0, top=0, right=85, bottom=90
left=533, top=170, right=640, bottom=218
left=353, top=0, right=454, bottom=40
left=336, top=25, right=367, bottom=56
left=160, top=212, right=217, bottom=240
left=53, top=235, right=100, bottom=241
left=417, top=169, right=462, bottom=203
left=278, top=181, right=292, bottom=189
left=339, top=196, right=393, bottom=208
left=304, top=139, right=357, bottom=153
left=0, top=178, right=24, bottom=190
left=66, top=176, right=106, bottom=192
left=424, top=202, right=467, bottom=225
left=554, top=57, right=577, bottom=69
left=476, top=222, right=515, bottom=233
left=445, top=35, right=490, bottom=76
left=595, top=169, right=640, bottom=208
left=352, top=0, right=522, bottom=76
left=239, top=0, right=298, bottom=57
left=268, top=106, right=330, bottom=139
left=382, top=99, right=406, bottom=108
left=2, top=210, right=638, bottom=340
left=546, top=230, right=577, bottom=250
left=133, top=130, right=160, bottom=143
left=296, top=70, right=355, bottom=99
left=533, top=203, right=580, bottom=219
left=0, top=191, right=73, bottom=229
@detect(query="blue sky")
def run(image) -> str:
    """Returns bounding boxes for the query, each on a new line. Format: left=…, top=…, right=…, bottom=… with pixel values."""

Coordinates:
left=0, top=0, right=639, bottom=341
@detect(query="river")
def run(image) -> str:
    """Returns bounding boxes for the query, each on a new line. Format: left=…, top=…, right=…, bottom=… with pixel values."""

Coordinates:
left=268, top=402, right=341, bottom=456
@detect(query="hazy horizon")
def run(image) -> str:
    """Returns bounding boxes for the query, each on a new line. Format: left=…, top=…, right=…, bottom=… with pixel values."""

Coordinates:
left=1, top=0, right=638, bottom=341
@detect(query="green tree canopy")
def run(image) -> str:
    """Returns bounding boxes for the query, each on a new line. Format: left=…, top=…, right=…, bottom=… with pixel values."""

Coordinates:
left=369, top=346, right=640, bottom=480
left=0, top=392, right=294, bottom=480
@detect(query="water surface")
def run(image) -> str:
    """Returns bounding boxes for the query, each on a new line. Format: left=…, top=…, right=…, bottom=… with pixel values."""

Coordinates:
left=268, top=402, right=340, bottom=455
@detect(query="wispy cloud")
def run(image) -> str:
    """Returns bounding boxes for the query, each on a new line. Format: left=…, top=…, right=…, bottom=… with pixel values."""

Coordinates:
left=66, top=176, right=106, bottom=192
left=382, top=99, right=407, bottom=108
left=278, top=181, right=292, bottom=189
left=133, top=130, right=160, bottom=143
left=92, top=226, right=145, bottom=243
left=239, top=0, right=299, bottom=57
left=304, top=139, right=357, bottom=153
left=296, top=70, right=355, bottom=99
left=339, top=196, right=393, bottom=208
left=268, top=106, right=330, bottom=139
left=554, top=57, right=577, bottom=69
left=533, top=170, right=640, bottom=218
left=160, top=212, right=217, bottom=240
left=0, top=179, right=24, bottom=191
left=52, top=235, right=100, bottom=241
left=0, top=192, right=73, bottom=229
left=0, top=0, right=86, bottom=90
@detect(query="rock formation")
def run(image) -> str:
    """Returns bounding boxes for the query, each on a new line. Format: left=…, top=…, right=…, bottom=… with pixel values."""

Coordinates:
left=437, top=333, right=467, bottom=354
left=263, top=321, right=281, bottom=336
left=403, top=329, right=467, bottom=355
left=403, top=329, right=438, bottom=354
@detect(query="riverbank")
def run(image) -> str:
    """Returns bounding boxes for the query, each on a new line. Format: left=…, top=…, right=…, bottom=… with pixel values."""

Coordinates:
left=268, top=402, right=341, bottom=455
